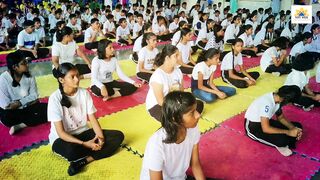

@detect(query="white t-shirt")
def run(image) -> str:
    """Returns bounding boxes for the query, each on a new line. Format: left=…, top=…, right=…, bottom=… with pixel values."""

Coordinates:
left=103, top=20, right=115, bottom=34
left=17, top=30, right=39, bottom=49
left=137, top=47, right=159, bottom=73
left=192, top=61, right=216, bottom=80
left=253, top=29, right=266, bottom=46
left=34, top=27, right=46, bottom=40
left=0, top=27, right=8, bottom=44
left=140, top=126, right=200, bottom=180
left=245, top=93, right=280, bottom=122
left=260, top=47, right=279, bottom=72
left=284, top=69, right=310, bottom=90
left=221, top=19, right=231, bottom=29
left=133, top=35, right=143, bottom=53
left=146, top=68, right=183, bottom=110
left=224, top=24, right=239, bottom=42
left=116, top=26, right=130, bottom=41
left=132, top=23, right=143, bottom=39
left=169, top=22, right=179, bottom=33
left=153, top=23, right=167, bottom=35
left=221, top=52, right=243, bottom=71
left=196, top=28, right=213, bottom=44
left=52, top=41, right=79, bottom=64
left=239, top=33, right=254, bottom=47
left=48, top=88, right=96, bottom=144
left=289, top=41, right=306, bottom=57
left=171, top=31, right=181, bottom=46
left=91, top=57, right=134, bottom=88
left=84, top=27, right=98, bottom=43
left=67, top=22, right=82, bottom=33
left=204, top=35, right=224, bottom=51
left=0, top=71, right=38, bottom=109
left=177, top=42, right=192, bottom=64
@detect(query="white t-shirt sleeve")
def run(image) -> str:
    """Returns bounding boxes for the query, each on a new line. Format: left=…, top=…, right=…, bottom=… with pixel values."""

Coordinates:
left=51, top=43, right=60, bottom=57
left=144, top=136, right=164, bottom=172
left=115, top=60, right=135, bottom=84
left=19, top=77, right=39, bottom=106
left=17, top=32, right=24, bottom=47
left=91, top=58, right=105, bottom=89
left=259, top=102, right=274, bottom=119
left=47, top=93, right=63, bottom=122
left=85, top=90, right=97, bottom=115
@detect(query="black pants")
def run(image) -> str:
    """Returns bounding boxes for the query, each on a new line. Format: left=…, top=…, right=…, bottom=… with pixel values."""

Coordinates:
left=132, top=52, right=138, bottom=63
left=179, top=62, right=194, bottom=74
left=222, top=70, right=260, bottom=88
left=241, top=50, right=258, bottom=57
left=148, top=100, right=204, bottom=122
left=74, top=35, right=84, bottom=43
left=256, top=44, right=269, bottom=51
left=90, top=80, right=137, bottom=97
left=136, top=72, right=152, bottom=82
left=85, top=42, right=99, bottom=50
left=293, top=95, right=320, bottom=108
left=265, top=64, right=292, bottom=75
left=0, top=102, right=48, bottom=127
left=245, top=119, right=302, bottom=149
left=52, top=64, right=91, bottom=78
left=196, top=41, right=207, bottom=50
left=19, top=48, right=50, bottom=60
left=157, top=34, right=173, bottom=41
left=52, top=129, right=124, bottom=161
left=105, top=33, right=116, bottom=39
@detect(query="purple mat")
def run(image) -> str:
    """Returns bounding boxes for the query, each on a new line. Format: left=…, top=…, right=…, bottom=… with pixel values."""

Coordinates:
left=189, top=127, right=320, bottom=179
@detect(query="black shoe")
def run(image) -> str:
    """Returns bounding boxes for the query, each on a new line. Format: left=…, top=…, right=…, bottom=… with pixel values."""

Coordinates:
left=67, top=158, right=88, bottom=176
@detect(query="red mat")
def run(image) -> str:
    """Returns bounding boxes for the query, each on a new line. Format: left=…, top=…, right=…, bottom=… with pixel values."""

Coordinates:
left=309, top=77, right=320, bottom=92
left=190, top=127, right=320, bottom=179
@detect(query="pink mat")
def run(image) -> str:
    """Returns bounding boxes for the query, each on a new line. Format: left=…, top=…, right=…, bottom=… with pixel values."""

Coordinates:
left=189, top=127, right=320, bottom=179
left=309, top=77, right=320, bottom=92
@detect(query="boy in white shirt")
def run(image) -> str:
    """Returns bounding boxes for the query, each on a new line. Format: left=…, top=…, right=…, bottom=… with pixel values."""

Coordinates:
left=33, top=17, right=46, bottom=47
left=103, top=14, right=116, bottom=39
left=84, top=18, right=105, bottom=50
left=67, top=14, right=83, bottom=43
left=168, top=15, right=179, bottom=33
left=116, top=18, right=133, bottom=45
left=132, top=14, right=144, bottom=39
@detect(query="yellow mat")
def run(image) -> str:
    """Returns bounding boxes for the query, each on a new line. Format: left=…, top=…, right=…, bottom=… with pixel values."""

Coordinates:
left=0, top=146, right=142, bottom=180
left=36, top=59, right=137, bottom=97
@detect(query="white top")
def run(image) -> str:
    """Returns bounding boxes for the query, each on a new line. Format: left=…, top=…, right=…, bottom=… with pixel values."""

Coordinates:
left=140, top=126, right=200, bottom=180
left=290, top=41, right=306, bottom=57
left=116, top=26, right=130, bottom=41
left=274, top=20, right=286, bottom=30
left=17, top=30, right=39, bottom=49
left=146, top=68, right=183, bottom=110
left=224, top=24, right=239, bottom=42
left=67, top=22, right=81, bottom=33
left=245, top=19, right=258, bottom=34
left=34, top=27, right=46, bottom=39
left=253, top=29, right=266, bottom=46
left=196, top=28, right=213, bottom=44
left=284, top=69, right=310, bottom=90
left=171, top=31, right=181, bottom=46
left=0, top=71, right=38, bottom=109
left=103, top=20, right=115, bottom=34
left=49, top=17, right=60, bottom=30
left=260, top=47, right=279, bottom=72
left=132, top=23, right=143, bottom=39
left=52, top=41, right=79, bottom=64
left=221, top=52, right=243, bottom=71
left=177, top=42, right=192, bottom=64
left=305, top=35, right=320, bottom=53
left=239, top=33, right=254, bottom=47
left=169, top=22, right=179, bottom=33
left=48, top=88, right=96, bottom=144
left=84, top=27, right=97, bottom=43
left=245, top=93, right=280, bottom=122
left=0, top=27, right=8, bottom=44
left=192, top=61, right=216, bottom=80
left=133, top=35, right=143, bottom=53
left=91, top=57, right=134, bottom=89
left=280, top=27, right=295, bottom=41
left=153, top=24, right=167, bottom=35
left=221, top=19, right=231, bottom=29
left=204, top=35, right=224, bottom=51
left=137, top=47, right=159, bottom=73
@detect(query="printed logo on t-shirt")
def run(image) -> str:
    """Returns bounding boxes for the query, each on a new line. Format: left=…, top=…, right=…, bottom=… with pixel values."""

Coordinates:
left=105, top=72, right=112, bottom=79
left=265, top=105, right=270, bottom=113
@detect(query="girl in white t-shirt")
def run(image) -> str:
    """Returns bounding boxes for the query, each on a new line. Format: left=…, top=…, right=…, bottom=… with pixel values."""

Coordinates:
left=136, top=32, right=158, bottom=82
left=146, top=45, right=204, bottom=121
left=52, top=26, right=92, bottom=78
left=195, top=19, right=214, bottom=50
left=90, top=39, right=141, bottom=101
left=171, top=21, right=189, bottom=46
left=221, top=38, right=260, bottom=88
left=141, top=91, right=207, bottom=180
left=176, top=28, right=195, bottom=74
left=245, top=85, right=302, bottom=156
left=284, top=53, right=320, bottom=111
left=192, top=48, right=236, bottom=103
left=260, top=37, right=291, bottom=75
left=0, top=51, right=47, bottom=135
left=238, top=24, right=259, bottom=57
left=48, top=62, right=124, bottom=176
left=132, top=23, right=153, bottom=64
left=224, top=15, right=242, bottom=43
left=204, top=24, right=225, bottom=57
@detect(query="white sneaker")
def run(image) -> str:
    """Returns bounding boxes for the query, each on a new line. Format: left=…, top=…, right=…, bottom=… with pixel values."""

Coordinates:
left=303, top=105, right=314, bottom=112
left=276, top=146, right=292, bottom=156
left=272, top=72, right=281, bottom=77
left=9, top=123, right=27, bottom=135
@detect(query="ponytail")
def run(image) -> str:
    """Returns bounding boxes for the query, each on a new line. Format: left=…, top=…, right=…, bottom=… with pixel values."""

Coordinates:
left=177, top=28, right=191, bottom=45
left=142, top=32, right=156, bottom=47
left=154, top=45, right=178, bottom=67
left=197, top=48, right=220, bottom=63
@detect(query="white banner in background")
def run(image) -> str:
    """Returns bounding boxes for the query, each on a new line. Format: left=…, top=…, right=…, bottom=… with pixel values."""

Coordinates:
left=291, top=5, right=312, bottom=24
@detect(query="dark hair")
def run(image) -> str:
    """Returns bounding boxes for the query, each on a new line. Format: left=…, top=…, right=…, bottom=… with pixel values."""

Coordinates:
left=119, top=18, right=127, bottom=24
left=302, top=32, right=313, bottom=40
left=311, top=24, right=320, bottom=33
left=292, top=52, right=315, bottom=71
left=277, top=85, right=301, bottom=104
left=232, top=38, right=243, bottom=46
left=56, top=26, right=73, bottom=42
left=6, top=51, right=31, bottom=87
left=97, top=39, right=113, bottom=59
left=177, top=28, right=192, bottom=45
left=23, top=20, right=34, bottom=27
left=154, top=45, right=178, bottom=67
left=33, top=17, right=40, bottom=23
left=90, top=18, right=99, bottom=24
left=232, top=15, right=240, bottom=23
left=178, top=21, right=188, bottom=30
left=55, top=8, right=62, bottom=14
left=107, top=14, right=114, bottom=20
left=137, top=13, right=143, bottom=18
left=161, top=91, right=196, bottom=144
left=271, top=37, right=288, bottom=49
left=55, top=63, right=78, bottom=108
left=197, top=48, right=220, bottom=63
left=142, top=32, right=156, bottom=47
left=69, top=14, right=76, bottom=19
left=56, top=20, right=65, bottom=29
left=213, top=24, right=224, bottom=43
left=142, top=23, right=152, bottom=33
left=266, top=23, right=274, bottom=30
